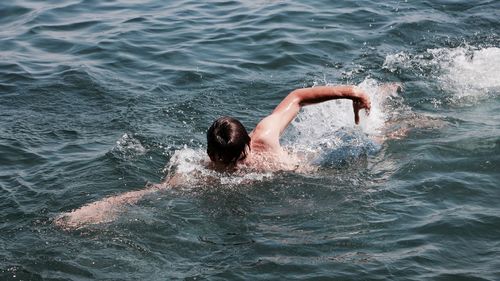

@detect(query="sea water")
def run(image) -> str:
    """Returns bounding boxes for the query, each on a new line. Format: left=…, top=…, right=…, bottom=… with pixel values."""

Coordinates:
left=1, top=0, right=499, bottom=280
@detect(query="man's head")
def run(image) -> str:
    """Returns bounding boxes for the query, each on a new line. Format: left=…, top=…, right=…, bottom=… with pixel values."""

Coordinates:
left=207, top=116, right=250, bottom=165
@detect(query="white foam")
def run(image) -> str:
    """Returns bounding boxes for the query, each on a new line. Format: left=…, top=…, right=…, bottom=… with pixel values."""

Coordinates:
left=383, top=46, right=500, bottom=103
left=282, top=78, right=396, bottom=165
left=294, top=79, right=391, bottom=138
left=165, top=147, right=273, bottom=186
left=433, top=47, right=500, bottom=100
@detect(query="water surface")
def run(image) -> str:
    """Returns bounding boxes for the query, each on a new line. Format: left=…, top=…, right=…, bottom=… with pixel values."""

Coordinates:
left=1, top=0, right=499, bottom=280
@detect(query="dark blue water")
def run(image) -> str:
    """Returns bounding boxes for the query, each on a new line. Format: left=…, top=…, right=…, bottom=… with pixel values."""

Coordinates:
left=1, top=0, right=499, bottom=280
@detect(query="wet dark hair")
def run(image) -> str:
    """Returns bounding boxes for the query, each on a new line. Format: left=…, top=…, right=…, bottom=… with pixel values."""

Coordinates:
left=207, top=116, right=251, bottom=165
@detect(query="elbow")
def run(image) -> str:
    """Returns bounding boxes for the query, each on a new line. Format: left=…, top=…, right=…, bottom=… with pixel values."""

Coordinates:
left=289, top=90, right=305, bottom=107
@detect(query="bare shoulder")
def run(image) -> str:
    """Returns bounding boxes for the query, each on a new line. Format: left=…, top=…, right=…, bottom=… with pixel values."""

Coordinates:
left=250, top=114, right=282, bottom=152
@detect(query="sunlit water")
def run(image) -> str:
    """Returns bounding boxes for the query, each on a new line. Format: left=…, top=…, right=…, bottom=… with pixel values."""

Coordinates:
left=1, top=0, right=499, bottom=280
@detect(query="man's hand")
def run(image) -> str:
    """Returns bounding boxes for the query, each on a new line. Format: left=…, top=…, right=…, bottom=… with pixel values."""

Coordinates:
left=352, top=88, right=371, bottom=125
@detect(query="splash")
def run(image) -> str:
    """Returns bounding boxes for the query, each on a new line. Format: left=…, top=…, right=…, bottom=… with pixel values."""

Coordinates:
left=383, top=46, right=500, bottom=104
left=284, top=79, right=398, bottom=167
left=165, top=147, right=273, bottom=187
left=434, top=47, right=500, bottom=101
left=113, top=133, right=147, bottom=158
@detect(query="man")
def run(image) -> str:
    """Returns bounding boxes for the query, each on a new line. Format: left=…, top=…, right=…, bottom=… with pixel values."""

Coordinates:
left=56, top=85, right=371, bottom=229
left=207, top=85, right=371, bottom=170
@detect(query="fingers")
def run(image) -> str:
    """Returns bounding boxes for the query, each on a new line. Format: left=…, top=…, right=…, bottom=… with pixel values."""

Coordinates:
left=362, top=98, right=371, bottom=116
left=353, top=101, right=360, bottom=124
left=353, top=98, right=370, bottom=125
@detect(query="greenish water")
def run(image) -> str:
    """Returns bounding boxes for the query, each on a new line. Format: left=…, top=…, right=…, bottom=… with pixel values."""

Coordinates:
left=1, top=0, right=499, bottom=280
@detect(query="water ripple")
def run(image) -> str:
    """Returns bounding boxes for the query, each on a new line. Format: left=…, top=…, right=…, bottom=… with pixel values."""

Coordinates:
left=1, top=0, right=499, bottom=280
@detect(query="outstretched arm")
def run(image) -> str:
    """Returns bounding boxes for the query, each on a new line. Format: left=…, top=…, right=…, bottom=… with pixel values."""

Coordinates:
left=54, top=186, right=160, bottom=229
left=251, top=86, right=371, bottom=148
left=54, top=174, right=183, bottom=230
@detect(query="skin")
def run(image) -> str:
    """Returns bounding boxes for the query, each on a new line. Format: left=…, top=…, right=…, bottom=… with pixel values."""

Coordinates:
left=55, top=85, right=371, bottom=229
left=229, top=86, right=370, bottom=169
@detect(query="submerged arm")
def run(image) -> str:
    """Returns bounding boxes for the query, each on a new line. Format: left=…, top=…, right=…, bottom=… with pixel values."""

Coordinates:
left=54, top=174, right=183, bottom=230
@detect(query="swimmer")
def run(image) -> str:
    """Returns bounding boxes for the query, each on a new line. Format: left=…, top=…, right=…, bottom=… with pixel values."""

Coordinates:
left=207, top=85, right=371, bottom=171
left=55, top=85, right=371, bottom=229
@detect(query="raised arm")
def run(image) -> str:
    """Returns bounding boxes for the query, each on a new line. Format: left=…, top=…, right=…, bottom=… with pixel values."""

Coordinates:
left=277, top=85, right=370, bottom=124
left=251, top=86, right=370, bottom=148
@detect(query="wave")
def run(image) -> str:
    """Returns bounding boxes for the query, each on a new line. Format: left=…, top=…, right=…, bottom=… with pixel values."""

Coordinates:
left=383, top=46, right=500, bottom=105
